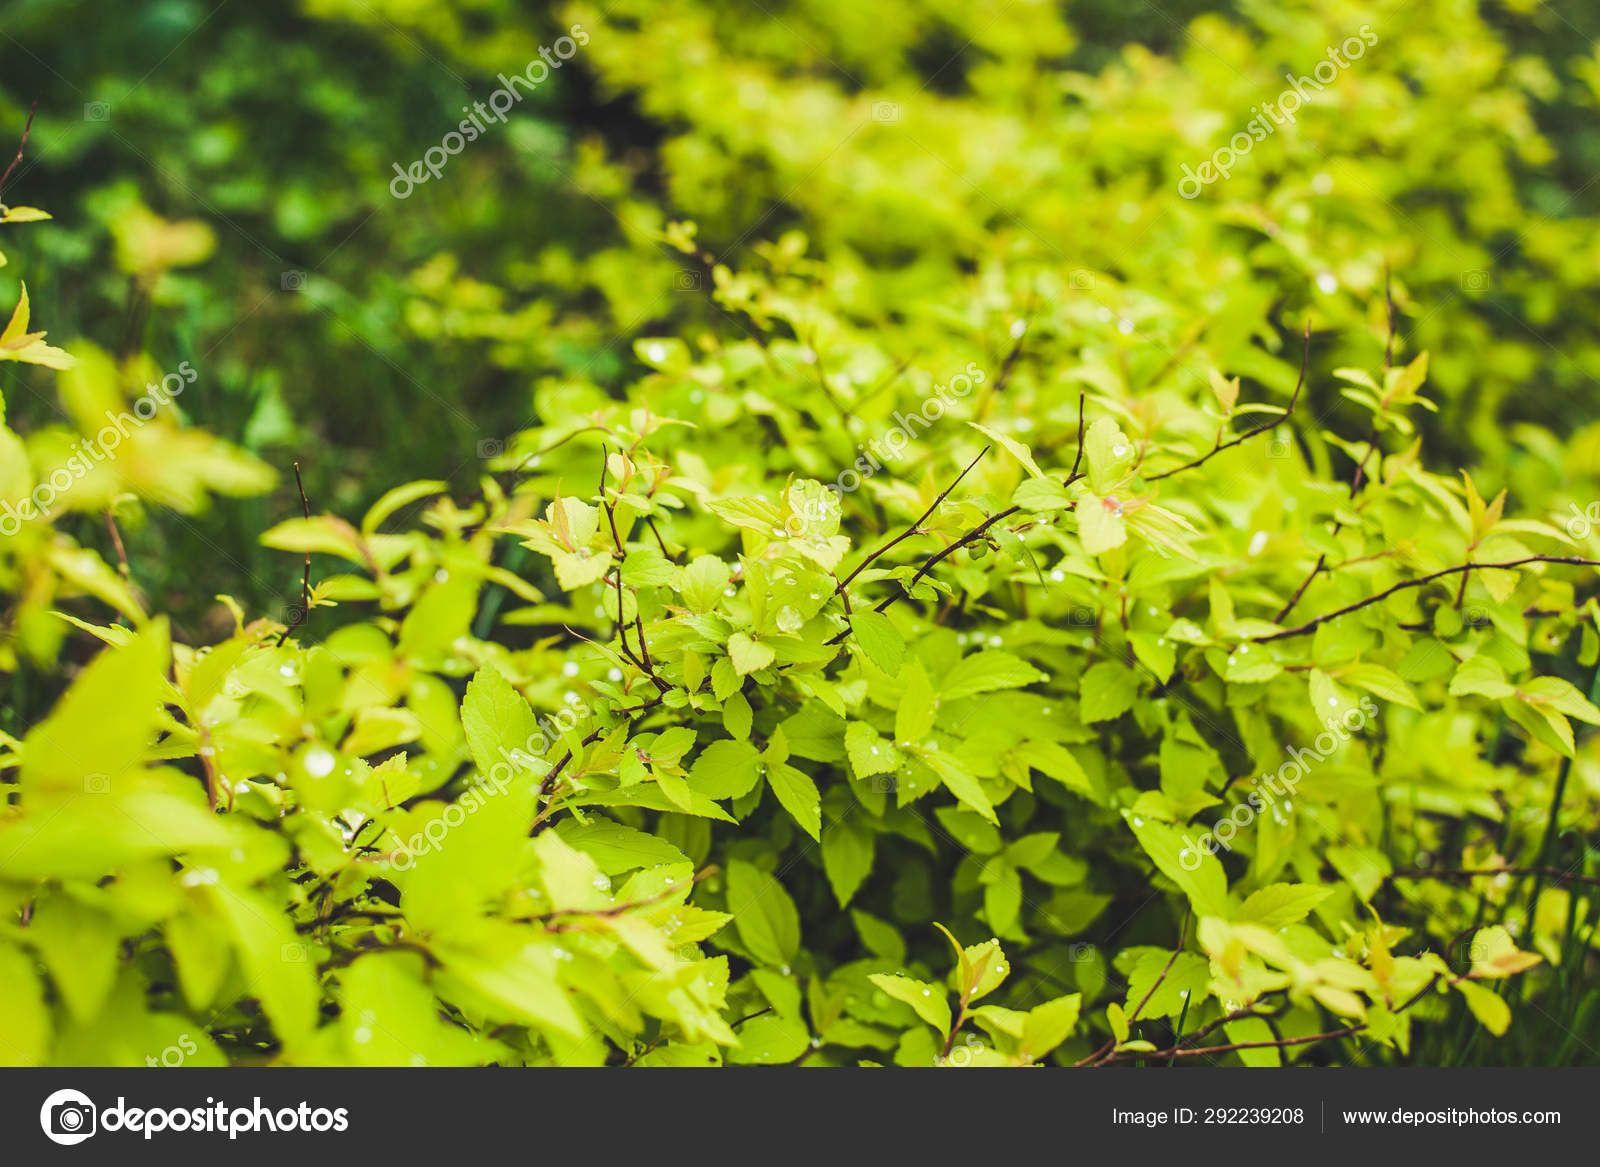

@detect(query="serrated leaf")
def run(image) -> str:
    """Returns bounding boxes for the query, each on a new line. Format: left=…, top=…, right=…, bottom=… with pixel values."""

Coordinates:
left=767, top=762, right=821, bottom=842
left=726, top=859, right=800, bottom=967
left=851, top=609, right=905, bottom=676
left=688, top=739, right=763, bottom=800
left=728, top=632, right=776, bottom=675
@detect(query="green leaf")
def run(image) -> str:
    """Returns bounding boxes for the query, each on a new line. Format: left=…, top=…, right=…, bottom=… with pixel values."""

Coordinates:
left=726, top=859, right=801, bottom=967
left=1128, top=631, right=1176, bottom=682
left=1468, top=926, right=1542, bottom=978
left=728, top=1011, right=810, bottom=1064
left=1456, top=979, right=1510, bottom=1036
left=728, top=632, right=776, bottom=675
left=1128, top=816, right=1229, bottom=918
left=1084, top=417, right=1135, bottom=494
left=851, top=609, right=906, bottom=676
left=21, top=618, right=169, bottom=793
left=941, top=650, right=1045, bottom=701
left=768, top=762, right=822, bottom=842
left=868, top=973, right=952, bottom=1036
left=895, top=659, right=937, bottom=741
left=1106, top=1001, right=1129, bottom=1043
left=1122, top=950, right=1209, bottom=1021
left=1080, top=660, right=1138, bottom=723
left=1326, top=845, right=1392, bottom=903
left=969, top=422, right=1047, bottom=479
left=1014, top=478, right=1072, bottom=511
left=1237, top=883, right=1333, bottom=929
left=1076, top=493, right=1127, bottom=555
left=1450, top=656, right=1514, bottom=700
left=688, top=739, right=763, bottom=799
left=1504, top=696, right=1573, bottom=757
left=925, top=752, right=998, bottom=824
left=822, top=816, right=875, bottom=906
left=852, top=910, right=907, bottom=965
left=0, top=944, right=49, bottom=1065
left=26, top=898, right=119, bottom=1022
left=1522, top=676, right=1600, bottom=725
left=461, top=667, right=542, bottom=777
left=722, top=690, right=753, bottom=739
left=559, top=818, right=690, bottom=874
left=845, top=722, right=899, bottom=778
left=1021, top=993, right=1083, bottom=1060
left=1342, top=663, right=1419, bottom=710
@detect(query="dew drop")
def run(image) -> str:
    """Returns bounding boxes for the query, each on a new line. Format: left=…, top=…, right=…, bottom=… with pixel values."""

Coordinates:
left=303, top=746, right=336, bottom=779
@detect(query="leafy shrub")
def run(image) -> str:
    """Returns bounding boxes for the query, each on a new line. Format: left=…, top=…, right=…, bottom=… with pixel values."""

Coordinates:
left=4, top=0, right=1600, bottom=1068
left=3, top=169, right=1597, bottom=1065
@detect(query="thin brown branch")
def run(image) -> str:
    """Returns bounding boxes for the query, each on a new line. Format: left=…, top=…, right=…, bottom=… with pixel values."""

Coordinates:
left=1092, top=974, right=1442, bottom=1066
left=836, top=445, right=990, bottom=594
left=1252, top=556, right=1600, bottom=643
left=104, top=509, right=132, bottom=585
left=0, top=100, right=38, bottom=208
left=276, top=462, right=313, bottom=646
left=1146, top=322, right=1310, bottom=482
left=1068, top=392, right=1087, bottom=483
left=990, top=321, right=1028, bottom=395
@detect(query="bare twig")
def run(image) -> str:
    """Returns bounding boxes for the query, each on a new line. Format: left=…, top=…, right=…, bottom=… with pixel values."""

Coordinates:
left=836, top=445, right=990, bottom=595
left=0, top=100, right=38, bottom=209
left=1278, top=289, right=1398, bottom=622
left=1254, top=556, right=1600, bottom=643
left=276, top=463, right=313, bottom=645
left=104, top=509, right=132, bottom=585
left=1092, top=974, right=1443, bottom=1066
left=1146, top=321, right=1310, bottom=482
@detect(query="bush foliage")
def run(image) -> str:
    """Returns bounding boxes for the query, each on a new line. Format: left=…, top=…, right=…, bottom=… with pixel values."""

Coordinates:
left=2, top=0, right=1599, bottom=1067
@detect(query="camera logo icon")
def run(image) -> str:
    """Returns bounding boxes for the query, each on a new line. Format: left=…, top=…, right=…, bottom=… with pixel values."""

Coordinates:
left=476, top=438, right=505, bottom=459
left=872, top=101, right=900, bottom=123
left=673, top=269, right=702, bottom=291
left=281, top=271, right=307, bottom=292
left=83, top=102, right=110, bottom=122
left=40, top=1088, right=97, bottom=1145
left=1460, top=270, right=1491, bottom=293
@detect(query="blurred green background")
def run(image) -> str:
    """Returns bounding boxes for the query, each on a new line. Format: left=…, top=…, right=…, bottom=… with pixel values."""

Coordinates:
left=3, top=0, right=1600, bottom=632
